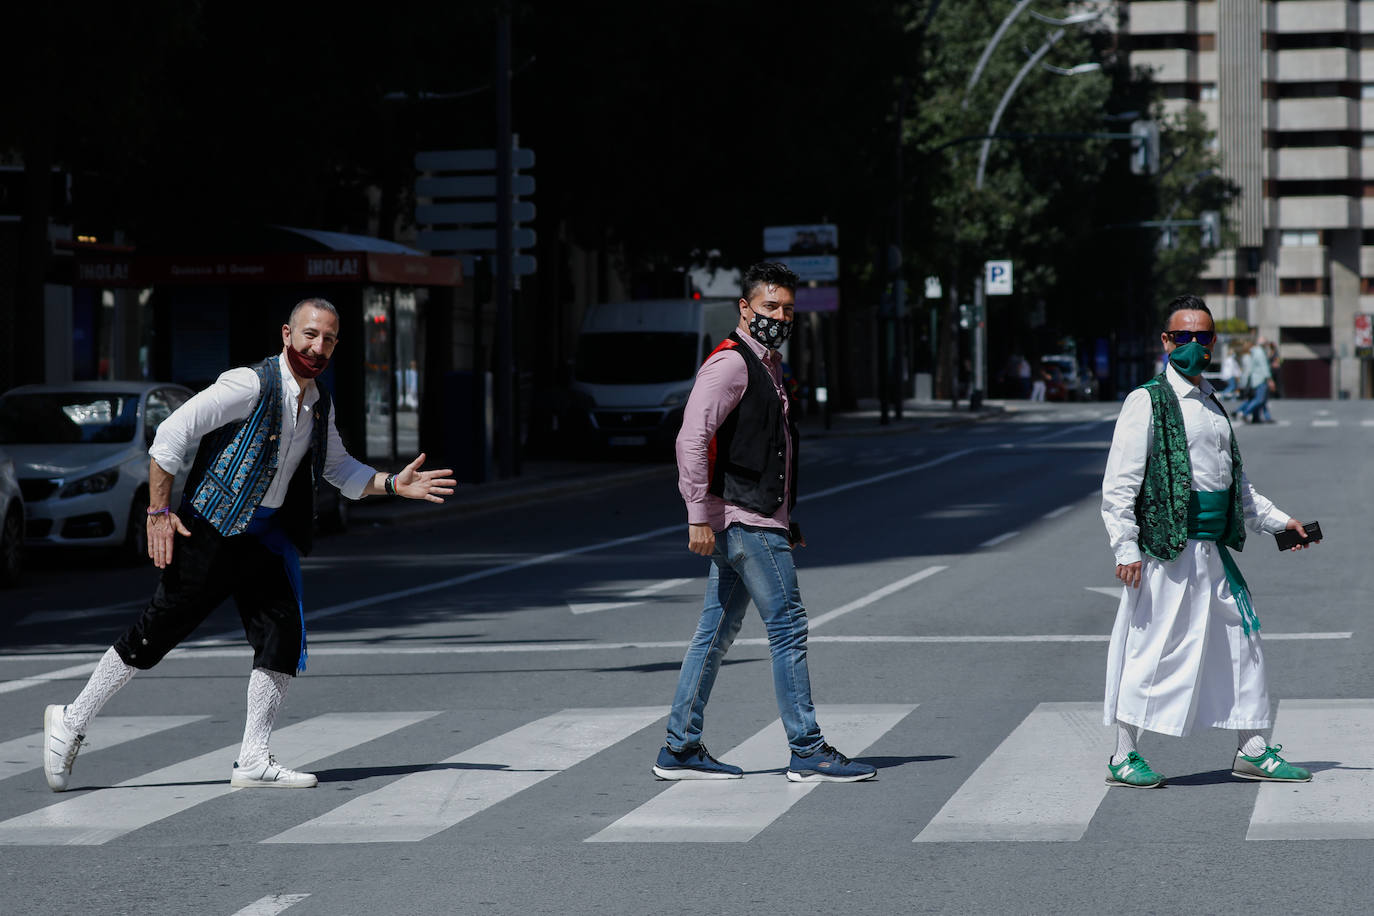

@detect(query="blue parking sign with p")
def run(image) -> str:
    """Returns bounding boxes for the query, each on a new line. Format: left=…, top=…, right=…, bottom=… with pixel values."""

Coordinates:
left=985, top=260, right=1013, bottom=296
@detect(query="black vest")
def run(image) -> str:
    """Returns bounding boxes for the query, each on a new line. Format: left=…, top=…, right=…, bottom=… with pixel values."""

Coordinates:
left=706, top=331, right=798, bottom=515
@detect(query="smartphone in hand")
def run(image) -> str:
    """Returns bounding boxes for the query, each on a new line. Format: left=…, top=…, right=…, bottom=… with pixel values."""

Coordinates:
left=1275, top=521, right=1322, bottom=551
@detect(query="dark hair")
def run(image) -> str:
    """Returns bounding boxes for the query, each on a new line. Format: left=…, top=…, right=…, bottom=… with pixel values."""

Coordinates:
left=1164, top=294, right=1212, bottom=326
left=741, top=262, right=800, bottom=301
left=288, top=297, right=339, bottom=327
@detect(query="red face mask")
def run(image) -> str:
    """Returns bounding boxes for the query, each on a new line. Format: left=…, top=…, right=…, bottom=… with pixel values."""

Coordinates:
left=286, top=345, right=329, bottom=379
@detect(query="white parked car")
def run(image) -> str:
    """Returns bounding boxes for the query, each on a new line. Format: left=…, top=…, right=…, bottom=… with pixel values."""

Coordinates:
left=0, top=382, right=194, bottom=563
left=0, top=446, right=23, bottom=585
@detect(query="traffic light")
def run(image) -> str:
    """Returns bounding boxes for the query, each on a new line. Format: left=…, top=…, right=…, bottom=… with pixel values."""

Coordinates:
left=1200, top=210, right=1220, bottom=248
left=1130, top=120, right=1160, bottom=176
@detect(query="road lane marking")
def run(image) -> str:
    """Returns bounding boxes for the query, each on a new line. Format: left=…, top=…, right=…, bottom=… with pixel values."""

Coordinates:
left=1361, top=419, right=1374, bottom=427
left=915, top=701, right=1111, bottom=842
left=979, top=531, right=1019, bottom=548
left=18, top=601, right=144, bottom=627
left=808, top=566, right=947, bottom=629
left=230, top=895, right=310, bottom=916
left=568, top=578, right=695, bottom=615
left=1247, top=698, right=1374, bottom=841
left=0, top=662, right=99, bottom=695
left=263, top=708, right=663, bottom=844
left=1085, top=586, right=1124, bottom=599
left=45, top=419, right=1119, bottom=633
left=1043, top=504, right=1075, bottom=519
left=1312, top=420, right=1339, bottom=428
left=0, top=716, right=206, bottom=783
left=0, top=631, right=1352, bottom=667
left=587, top=704, right=915, bottom=843
left=0, top=711, right=438, bottom=845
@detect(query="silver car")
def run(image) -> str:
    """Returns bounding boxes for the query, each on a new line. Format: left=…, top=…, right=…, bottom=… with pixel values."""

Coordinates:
left=0, top=382, right=195, bottom=563
left=0, top=446, right=23, bottom=585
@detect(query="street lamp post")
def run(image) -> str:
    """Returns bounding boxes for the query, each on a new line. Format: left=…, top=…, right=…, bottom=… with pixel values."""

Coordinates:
left=961, top=4, right=1103, bottom=407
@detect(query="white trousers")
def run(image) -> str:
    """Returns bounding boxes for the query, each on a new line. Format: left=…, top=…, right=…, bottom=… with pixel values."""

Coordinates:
left=1103, top=540, right=1270, bottom=736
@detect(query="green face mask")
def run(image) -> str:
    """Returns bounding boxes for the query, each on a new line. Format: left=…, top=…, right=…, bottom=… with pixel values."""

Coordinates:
left=1168, top=341, right=1211, bottom=376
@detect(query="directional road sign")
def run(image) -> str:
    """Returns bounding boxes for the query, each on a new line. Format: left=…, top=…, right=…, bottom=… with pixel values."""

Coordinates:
left=415, top=201, right=536, bottom=225
left=415, top=148, right=535, bottom=172
left=415, top=175, right=536, bottom=199
left=417, top=228, right=537, bottom=252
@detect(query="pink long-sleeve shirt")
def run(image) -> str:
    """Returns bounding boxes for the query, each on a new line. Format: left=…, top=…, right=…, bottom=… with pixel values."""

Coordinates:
left=676, top=332, right=792, bottom=533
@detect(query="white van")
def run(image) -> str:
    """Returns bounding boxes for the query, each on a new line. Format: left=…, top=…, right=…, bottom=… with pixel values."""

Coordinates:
left=570, top=298, right=742, bottom=449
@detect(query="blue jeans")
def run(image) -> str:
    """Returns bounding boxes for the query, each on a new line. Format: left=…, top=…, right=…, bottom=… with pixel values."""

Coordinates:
left=665, top=524, right=824, bottom=755
left=1239, top=382, right=1270, bottom=421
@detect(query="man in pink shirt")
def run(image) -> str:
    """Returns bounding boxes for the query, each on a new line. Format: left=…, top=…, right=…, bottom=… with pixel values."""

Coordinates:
left=652, top=262, right=876, bottom=783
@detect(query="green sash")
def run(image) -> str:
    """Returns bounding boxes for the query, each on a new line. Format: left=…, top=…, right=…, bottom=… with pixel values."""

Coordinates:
left=1188, top=490, right=1259, bottom=635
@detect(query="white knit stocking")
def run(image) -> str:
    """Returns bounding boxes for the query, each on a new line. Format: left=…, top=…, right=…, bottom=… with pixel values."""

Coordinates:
left=1111, top=722, right=1141, bottom=766
left=1236, top=729, right=1267, bottom=757
left=64, top=647, right=137, bottom=735
left=237, top=668, right=291, bottom=770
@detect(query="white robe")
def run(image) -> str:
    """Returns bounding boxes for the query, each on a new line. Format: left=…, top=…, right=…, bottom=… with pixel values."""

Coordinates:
left=1101, top=365, right=1290, bottom=736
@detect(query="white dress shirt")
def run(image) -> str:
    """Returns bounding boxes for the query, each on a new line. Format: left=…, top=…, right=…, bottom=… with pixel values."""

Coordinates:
left=1101, top=363, right=1290, bottom=565
left=149, top=353, right=376, bottom=508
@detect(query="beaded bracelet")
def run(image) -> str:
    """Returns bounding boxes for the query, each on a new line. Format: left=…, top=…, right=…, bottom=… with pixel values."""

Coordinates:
left=147, top=506, right=170, bottom=516
left=385, top=473, right=397, bottom=496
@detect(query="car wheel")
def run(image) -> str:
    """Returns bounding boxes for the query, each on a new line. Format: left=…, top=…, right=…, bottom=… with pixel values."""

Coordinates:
left=124, top=491, right=150, bottom=566
left=0, top=504, right=21, bottom=587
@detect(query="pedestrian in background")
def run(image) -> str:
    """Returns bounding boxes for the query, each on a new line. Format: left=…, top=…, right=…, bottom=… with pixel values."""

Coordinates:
left=653, top=262, right=876, bottom=784
left=1100, top=295, right=1315, bottom=789
left=1238, top=337, right=1274, bottom=423
left=43, top=299, right=456, bottom=792
left=1029, top=361, right=1047, bottom=401
left=1218, top=348, right=1243, bottom=400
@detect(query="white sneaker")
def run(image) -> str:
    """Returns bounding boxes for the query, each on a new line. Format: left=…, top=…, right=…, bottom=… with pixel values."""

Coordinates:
left=43, top=704, right=84, bottom=792
left=230, top=755, right=317, bottom=788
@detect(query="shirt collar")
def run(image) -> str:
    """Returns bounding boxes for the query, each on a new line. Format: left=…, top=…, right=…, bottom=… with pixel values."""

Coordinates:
left=1165, top=360, right=1213, bottom=398
left=278, top=352, right=319, bottom=406
left=738, top=330, right=781, bottom=364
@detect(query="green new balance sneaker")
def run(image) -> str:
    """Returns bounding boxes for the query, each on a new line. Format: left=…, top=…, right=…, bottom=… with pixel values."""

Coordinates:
left=1232, top=744, right=1312, bottom=782
left=1106, top=751, right=1165, bottom=788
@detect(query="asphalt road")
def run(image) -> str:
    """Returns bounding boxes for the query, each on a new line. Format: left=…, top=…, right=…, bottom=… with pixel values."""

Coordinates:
left=1, top=398, right=1369, bottom=915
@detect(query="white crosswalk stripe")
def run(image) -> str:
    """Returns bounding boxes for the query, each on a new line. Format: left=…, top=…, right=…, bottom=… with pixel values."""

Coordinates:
left=2, top=699, right=1371, bottom=847
left=915, top=702, right=1111, bottom=843
left=587, top=704, right=915, bottom=843
left=1247, top=698, right=1374, bottom=840
left=0, top=715, right=206, bottom=783
left=263, top=707, right=664, bottom=844
left=0, top=711, right=438, bottom=845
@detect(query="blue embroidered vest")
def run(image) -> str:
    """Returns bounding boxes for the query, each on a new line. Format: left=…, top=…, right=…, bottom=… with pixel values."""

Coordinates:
left=185, top=356, right=330, bottom=551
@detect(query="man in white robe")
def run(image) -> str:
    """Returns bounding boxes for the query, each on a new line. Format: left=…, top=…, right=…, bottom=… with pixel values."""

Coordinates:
left=1101, top=295, right=1316, bottom=788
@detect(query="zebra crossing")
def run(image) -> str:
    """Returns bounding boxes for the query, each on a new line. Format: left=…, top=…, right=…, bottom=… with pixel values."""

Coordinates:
left=1, top=700, right=1371, bottom=847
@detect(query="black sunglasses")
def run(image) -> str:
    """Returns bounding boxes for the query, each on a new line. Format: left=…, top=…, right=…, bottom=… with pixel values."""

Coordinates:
left=1164, top=329, right=1215, bottom=346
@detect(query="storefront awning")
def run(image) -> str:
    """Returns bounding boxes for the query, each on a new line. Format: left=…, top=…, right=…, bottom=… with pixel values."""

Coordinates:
left=57, top=227, right=463, bottom=288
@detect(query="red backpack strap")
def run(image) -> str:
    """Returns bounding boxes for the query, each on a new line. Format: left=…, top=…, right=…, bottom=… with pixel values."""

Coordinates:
left=704, top=337, right=739, bottom=364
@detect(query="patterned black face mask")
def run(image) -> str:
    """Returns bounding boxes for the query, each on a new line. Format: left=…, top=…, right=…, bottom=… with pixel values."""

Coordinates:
left=748, top=313, right=793, bottom=350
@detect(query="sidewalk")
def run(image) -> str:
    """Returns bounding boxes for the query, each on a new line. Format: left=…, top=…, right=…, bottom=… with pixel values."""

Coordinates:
left=342, top=396, right=1047, bottom=529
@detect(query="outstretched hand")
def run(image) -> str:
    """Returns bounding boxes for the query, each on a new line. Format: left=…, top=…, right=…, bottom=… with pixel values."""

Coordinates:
left=147, top=511, right=192, bottom=569
left=394, top=453, right=457, bottom=503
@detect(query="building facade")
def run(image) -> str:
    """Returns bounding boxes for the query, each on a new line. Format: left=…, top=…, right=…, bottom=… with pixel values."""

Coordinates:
left=1124, top=0, right=1374, bottom=397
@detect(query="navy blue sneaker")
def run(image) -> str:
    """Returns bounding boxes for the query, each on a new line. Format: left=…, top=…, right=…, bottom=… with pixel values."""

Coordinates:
left=786, top=743, right=876, bottom=783
left=652, top=744, right=743, bottom=780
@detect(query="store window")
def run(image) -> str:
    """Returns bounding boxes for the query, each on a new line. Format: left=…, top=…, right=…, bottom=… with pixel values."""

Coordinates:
left=363, top=287, right=393, bottom=462
left=394, top=289, right=420, bottom=457
left=361, top=286, right=424, bottom=463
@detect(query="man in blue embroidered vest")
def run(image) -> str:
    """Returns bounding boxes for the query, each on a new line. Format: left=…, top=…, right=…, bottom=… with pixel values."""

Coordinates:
left=1101, top=295, right=1316, bottom=789
left=652, top=262, right=876, bottom=784
left=42, top=299, right=455, bottom=792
